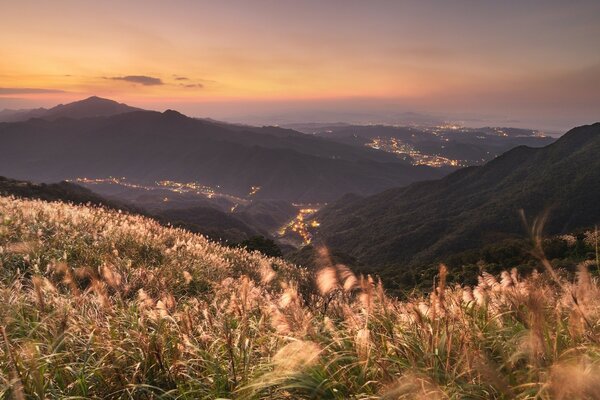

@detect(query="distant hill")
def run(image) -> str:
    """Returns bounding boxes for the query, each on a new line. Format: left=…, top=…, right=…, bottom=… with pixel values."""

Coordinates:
left=291, top=123, right=555, bottom=167
left=0, top=96, right=141, bottom=122
left=0, top=107, right=48, bottom=122
left=0, top=97, right=444, bottom=202
left=315, top=123, right=600, bottom=270
left=0, top=175, right=132, bottom=210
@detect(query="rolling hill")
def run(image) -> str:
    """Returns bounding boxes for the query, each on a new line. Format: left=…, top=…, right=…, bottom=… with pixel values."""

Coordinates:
left=314, top=122, right=600, bottom=269
left=0, top=97, right=444, bottom=202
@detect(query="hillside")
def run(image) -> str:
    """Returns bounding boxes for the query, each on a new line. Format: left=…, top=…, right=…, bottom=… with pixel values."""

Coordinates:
left=0, top=98, right=444, bottom=202
left=315, top=123, right=600, bottom=269
left=157, top=205, right=262, bottom=243
left=1, top=196, right=599, bottom=398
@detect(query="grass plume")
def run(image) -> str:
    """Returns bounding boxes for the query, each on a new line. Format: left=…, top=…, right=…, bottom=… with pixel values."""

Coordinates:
left=0, top=196, right=599, bottom=398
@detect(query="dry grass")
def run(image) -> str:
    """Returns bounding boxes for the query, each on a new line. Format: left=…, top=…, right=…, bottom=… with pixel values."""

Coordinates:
left=0, top=196, right=599, bottom=399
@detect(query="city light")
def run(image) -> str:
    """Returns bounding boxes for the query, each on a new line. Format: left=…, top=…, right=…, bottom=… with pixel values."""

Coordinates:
left=69, top=177, right=249, bottom=203
left=365, top=137, right=468, bottom=168
left=278, top=206, right=321, bottom=245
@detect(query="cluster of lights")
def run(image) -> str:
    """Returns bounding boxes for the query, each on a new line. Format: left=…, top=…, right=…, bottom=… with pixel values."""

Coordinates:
left=436, top=124, right=463, bottom=131
left=492, top=128, right=509, bottom=137
left=70, top=177, right=152, bottom=190
left=248, top=186, right=261, bottom=196
left=365, top=137, right=467, bottom=168
left=71, top=177, right=249, bottom=203
left=156, top=180, right=216, bottom=198
left=278, top=207, right=320, bottom=245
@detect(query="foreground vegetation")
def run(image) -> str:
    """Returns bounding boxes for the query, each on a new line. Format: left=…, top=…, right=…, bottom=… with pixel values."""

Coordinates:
left=1, top=196, right=599, bottom=399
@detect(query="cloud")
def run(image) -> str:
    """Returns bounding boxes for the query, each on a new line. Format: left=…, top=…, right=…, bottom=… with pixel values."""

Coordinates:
left=174, top=76, right=189, bottom=81
left=108, top=75, right=163, bottom=86
left=181, top=83, right=204, bottom=89
left=0, top=87, right=67, bottom=95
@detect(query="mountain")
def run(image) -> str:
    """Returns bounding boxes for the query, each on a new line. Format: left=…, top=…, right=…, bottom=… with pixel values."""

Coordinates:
left=0, top=96, right=141, bottom=122
left=314, top=123, right=600, bottom=271
left=0, top=98, right=444, bottom=202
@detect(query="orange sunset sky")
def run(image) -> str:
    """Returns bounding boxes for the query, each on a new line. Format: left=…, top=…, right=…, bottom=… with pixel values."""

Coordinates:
left=1, top=0, right=599, bottom=130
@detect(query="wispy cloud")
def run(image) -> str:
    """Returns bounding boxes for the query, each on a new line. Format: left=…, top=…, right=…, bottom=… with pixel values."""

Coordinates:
left=174, top=76, right=189, bottom=81
left=0, top=87, right=67, bottom=95
left=181, top=83, right=204, bottom=89
left=108, top=75, right=164, bottom=86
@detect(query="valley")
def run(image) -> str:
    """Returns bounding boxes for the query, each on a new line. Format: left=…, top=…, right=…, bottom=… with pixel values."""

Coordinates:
left=365, top=136, right=467, bottom=167
left=70, top=175, right=322, bottom=247
left=290, top=123, right=555, bottom=167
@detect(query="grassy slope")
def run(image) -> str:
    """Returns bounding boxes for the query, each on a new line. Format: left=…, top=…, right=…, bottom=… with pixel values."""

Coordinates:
left=1, top=196, right=599, bottom=399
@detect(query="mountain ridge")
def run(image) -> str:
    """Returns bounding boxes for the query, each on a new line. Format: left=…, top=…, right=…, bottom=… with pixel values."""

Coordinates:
left=0, top=96, right=142, bottom=122
left=314, top=122, right=600, bottom=269
left=0, top=98, right=444, bottom=202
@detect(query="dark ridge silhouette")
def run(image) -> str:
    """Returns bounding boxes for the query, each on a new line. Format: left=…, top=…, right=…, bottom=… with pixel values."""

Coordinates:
left=0, top=96, right=142, bottom=122
left=42, top=96, right=143, bottom=119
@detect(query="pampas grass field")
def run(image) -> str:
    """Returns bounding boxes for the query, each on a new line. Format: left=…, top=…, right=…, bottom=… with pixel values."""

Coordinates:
left=1, top=196, right=599, bottom=399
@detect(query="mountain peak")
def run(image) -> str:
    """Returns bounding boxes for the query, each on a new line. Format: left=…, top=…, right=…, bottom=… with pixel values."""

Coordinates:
left=162, top=109, right=187, bottom=119
left=82, top=95, right=111, bottom=102
left=57, top=95, right=130, bottom=108
left=0, top=96, right=144, bottom=122
left=43, top=96, right=143, bottom=120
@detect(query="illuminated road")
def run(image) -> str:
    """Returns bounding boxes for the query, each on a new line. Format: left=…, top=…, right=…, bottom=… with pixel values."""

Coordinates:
left=277, top=205, right=322, bottom=246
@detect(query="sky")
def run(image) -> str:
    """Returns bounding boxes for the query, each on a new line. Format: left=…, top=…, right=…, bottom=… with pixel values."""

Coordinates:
left=1, top=0, right=599, bottom=131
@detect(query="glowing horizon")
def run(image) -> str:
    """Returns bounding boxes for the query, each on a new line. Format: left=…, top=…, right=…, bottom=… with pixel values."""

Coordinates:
left=1, top=0, right=599, bottom=130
